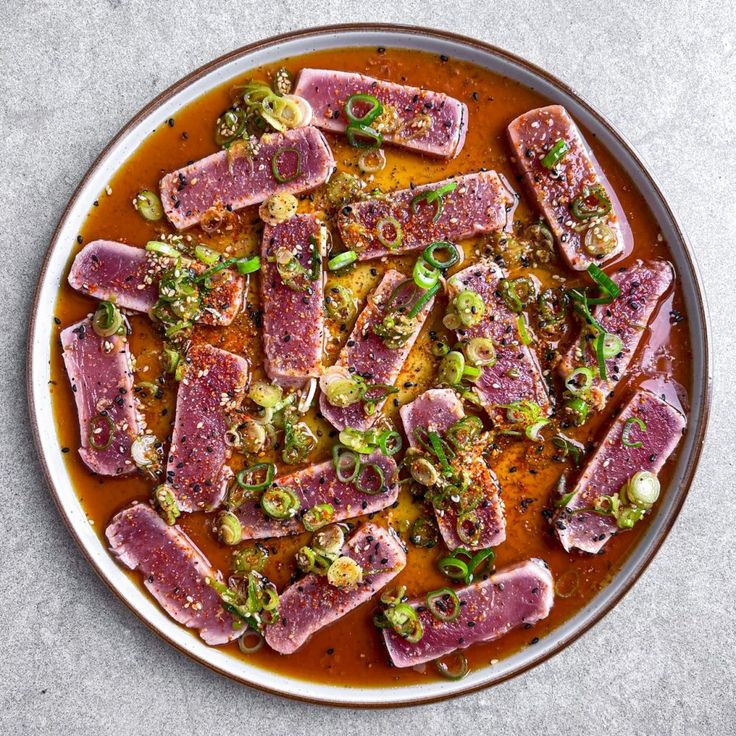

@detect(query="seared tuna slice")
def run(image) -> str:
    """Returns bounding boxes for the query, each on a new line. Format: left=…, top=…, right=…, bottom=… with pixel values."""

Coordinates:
left=234, top=451, right=398, bottom=539
left=61, top=317, right=141, bottom=476
left=336, top=172, right=513, bottom=261
left=293, top=68, right=468, bottom=158
left=383, top=558, right=554, bottom=667
left=106, top=502, right=243, bottom=645
left=265, top=523, right=406, bottom=654
left=68, top=240, right=245, bottom=327
left=555, top=388, right=686, bottom=553
left=160, top=127, right=335, bottom=230
left=166, top=345, right=249, bottom=512
left=400, top=389, right=505, bottom=550
left=319, top=270, right=435, bottom=431
left=507, top=105, right=628, bottom=270
left=446, top=260, right=551, bottom=420
left=400, top=388, right=465, bottom=448
left=559, top=260, right=673, bottom=409
left=261, top=214, right=326, bottom=386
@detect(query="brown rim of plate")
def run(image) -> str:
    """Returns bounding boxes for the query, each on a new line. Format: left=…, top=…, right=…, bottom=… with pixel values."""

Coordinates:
left=27, top=23, right=712, bottom=708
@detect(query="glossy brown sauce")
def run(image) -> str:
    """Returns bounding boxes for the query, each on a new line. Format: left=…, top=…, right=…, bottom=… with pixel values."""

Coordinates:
left=49, top=47, right=691, bottom=687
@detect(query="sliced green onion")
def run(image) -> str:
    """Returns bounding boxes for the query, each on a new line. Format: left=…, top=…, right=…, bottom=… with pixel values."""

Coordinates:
left=260, top=486, right=301, bottom=519
left=145, top=240, right=181, bottom=259
left=327, top=556, right=363, bottom=588
left=602, top=332, right=623, bottom=359
left=323, top=374, right=364, bottom=408
left=92, top=301, right=124, bottom=337
left=355, top=463, right=386, bottom=495
left=586, top=264, right=620, bottom=304
left=377, top=430, right=402, bottom=456
left=215, top=511, right=242, bottom=546
left=435, top=652, right=469, bottom=680
left=344, top=93, right=383, bottom=125
left=595, top=332, right=609, bottom=380
left=625, top=470, right=660, bottom=508
left=571, top=184, right=612, bottom=221
left=134, top=190, right=163, bottom=221
left=465, top=337, right=496, bottom=367
left=564, top=367, right=594, bottom=396
left=153, top=484, right=180, bottom=526
left=236, top=463, right=275, bottom=492
left=516, top=314, right=533, bottom=345
left=232, top=545, right=268, bottom=574
left=445, top=416, right=483, bottom=450
left=410, top=181, right=457, bottom=223
left=500, top=277, right=536, bottom=313
left=438, top=350, right=465, bottom=386
left=88, top=413, right=115, bottom=450
left=238, top=628, right=264, bottom=654
left=339, top=427, right=374, bottom=454
left=584, top=223, right=619, bottom=257
left=346, top=123, right=382, bottom=148
left=249, top=380, right=283, bottom=408
left=538, top=288, right=567, bottom=325
left=426, top=588, right=461, bottom=622
left=462, top=364, right=481, bottom=381
left=328, top=251, right=358, bottom=271
left=332, top=445, right=362, bottom=483
left=622, top=417, right=647, bottom=449
left=375, top=216, right=404, bottom=250
left=410, top=516, right=439, bottom=548
left=452, top=289, right=485, bottom=327
left=325, top=285, right=357, bottom=322
left=552, top=434, right=585, bottom=466
left=432, top=341, right=450, bottom=357
left=236, top=256, right=261, bottom=274
left=438, top=555, right=469, bottom=580
left=194, top=244, right=220, bottom=266
left=413, top=258, right=440, bottom=289
left=565, top=397, right=590, bottom=426
left=215, top=107, right=247, bottom=147
left=303, top=503, right=335, bottom=532
left=423, top=241, right=460, bottom=270
left=409, top=455, right=440, bottom=486
left=541, top=138, right=570, bottom=169
left=271, top=146, right=302, bottom=183
left=525, top=418, right=550, bottom=442
left=407, top=281, right=440, bottom=318
left=358, top=148, right=386, bottom=173
left=384, top=602, right=423, bottom=643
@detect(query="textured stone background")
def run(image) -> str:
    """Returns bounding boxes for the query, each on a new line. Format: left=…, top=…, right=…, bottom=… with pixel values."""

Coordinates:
left=1, top=1, right=734, bottom=733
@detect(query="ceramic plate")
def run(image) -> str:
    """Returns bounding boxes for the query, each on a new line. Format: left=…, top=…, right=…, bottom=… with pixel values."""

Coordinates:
left=27, top=24, right=711, bottom=706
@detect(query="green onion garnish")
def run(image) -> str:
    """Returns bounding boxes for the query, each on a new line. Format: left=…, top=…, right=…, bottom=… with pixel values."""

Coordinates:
left=303, top=503, right=335, bottom=532
left=586, top=263, right=620, bottom=304
left=435, top=652, right=469, bottom=681
left=375, top=216, right=404, bottom=250
left=516, top=314, right=533, bottom=345
left=410, top=181, right=458, bottom=223
left=344, top=93, right=383, bottom=125
left=332, top=445, right=361, bottom=483
left=571, top=184, right=612, bottom=221
left=407, top=281, right=440, bottom=318
left=88, top=413, right=115, bottom=451
left=426, top=588, right=461, bottom=622
left=346, top=123, right=383, bottom=148
left=412, top=258, right=440, bottom=290
left=236, top=462, right=275, bottom=492
left=260, top=486, right=301, bottom=520
left=541, top=138, right=570, bottom=169
left=564, top=366, right=594, bottom=396
left=422, top=241, right=460, bottom=270
left=622, top=417, right=647, bottom=448
left=271, top=146, right=302, bottom=183
left=354, top=463, right=386, bottom=495
left=328, top=251, right=357, bottom=271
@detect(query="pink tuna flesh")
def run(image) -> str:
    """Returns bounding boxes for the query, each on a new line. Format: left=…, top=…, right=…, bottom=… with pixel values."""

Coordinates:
left=293, top=68, right=468, bottom=159
left=558, top=260, right=673, bottom=410
left=106, top=502, right=243, bottom=645
left=261, top=214, right=326, bottom=386
left=446, top=260, right=551, bottom=421
left=264, top=522, right=406, bottom=654
left=234, top=451, right=398, bottom=539
left=160, top=127, right=335, bottom=230
left=61, top=317, right=142, bottom=476
left=166, top=344, right=249, bottom=512
left=507, top=105, right=629, bottom=270
left=68, top=240, right=245, bottom=326
left=555, top=388, right=686, bottom=553
left=336, top=172, right=513, bottom=261
left=383, top=558, right=554, bottom=667
left=319, top=270, right=435, bottom=431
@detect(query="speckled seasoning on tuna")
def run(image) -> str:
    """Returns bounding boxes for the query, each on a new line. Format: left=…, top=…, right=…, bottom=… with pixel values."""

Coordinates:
left=400, top=389, right=506, bottom=550
left=558, top=260, right=674, bottom=409
left=261, top=214, right=326, bottom=386
left=319, top=270, right=435, bottom=431
left=336, top=171, right=513, bottom=260
left=446, top=260, right=551, bottom=420
left=555, top=388, right=686, bottom=553
left=160, top=126, right=335, bottom=230
left=61, top=316, right=142, bottom=476
left=68, top=239, right=245, bottom=326
left=507, top=105, right=629, bottom=270
left=166, top=344, right=249, bottom=512
left=383, top=558, right=554, bottom=667
left=265, top=522, right=406, bottom=654
left=293, top=68, right=468, bottom=158
left=234, top=451, right=398, bottom=539
left=106, top=502, right=244, bottom=645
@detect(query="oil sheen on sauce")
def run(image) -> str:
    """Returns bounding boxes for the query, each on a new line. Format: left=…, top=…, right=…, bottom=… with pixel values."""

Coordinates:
left=49, top=47, right=692, bottom=687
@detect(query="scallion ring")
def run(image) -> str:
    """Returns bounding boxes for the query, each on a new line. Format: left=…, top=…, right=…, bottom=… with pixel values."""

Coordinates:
left=375, top=216, right=403, bottom=250
left=422, top=241, right=460, bottom=270
left=438, top=555, right=469, bottom=581
left=92, top=301, right=124, bottom=337
left=413, top=258, right=440, bottom=290
left=328, top=251, right=357, bottom=271
left=88, top=413, right=116, bottom=451
left=438, top=350, right=465, bottom=386
left=435, top=652, right=469, bottom=681
left=426, top=588, right=461, bottom=622
left=625, top=470, right=660, bottom=509
left=358, top=148, right=386, bottom=173
left=236, top=463, right=275, bottom=492
left=346, top=123, right=382, bottom=149
left=332, top=445, right=362, bottom=483
left=465, top=337, right=496, bottom=367
left=303, top=503, right=335, bottom=532
left=541, top=138, right=570, bottom=169
left=344, top=93, right=383, bottom=125
left=564, top=366, right=594, bottom=396
left=260, top=486, right=301, bottom=520
left=238, top=628, right=264, bottom=654
left=134, top=190, right=164, bottom=221
left=622, top=416, right=647, bottom=449
left=571, top=184, right=612, bottom=221
left=354, top=463, right=386, bottom=495
left=271, top=146, right=302, bottom=183
left=602, top=332, right=624, bottom=359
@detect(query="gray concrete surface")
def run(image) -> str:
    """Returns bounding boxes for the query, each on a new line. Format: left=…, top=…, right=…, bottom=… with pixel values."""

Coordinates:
left=1, top=1, right=734, bottom=733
